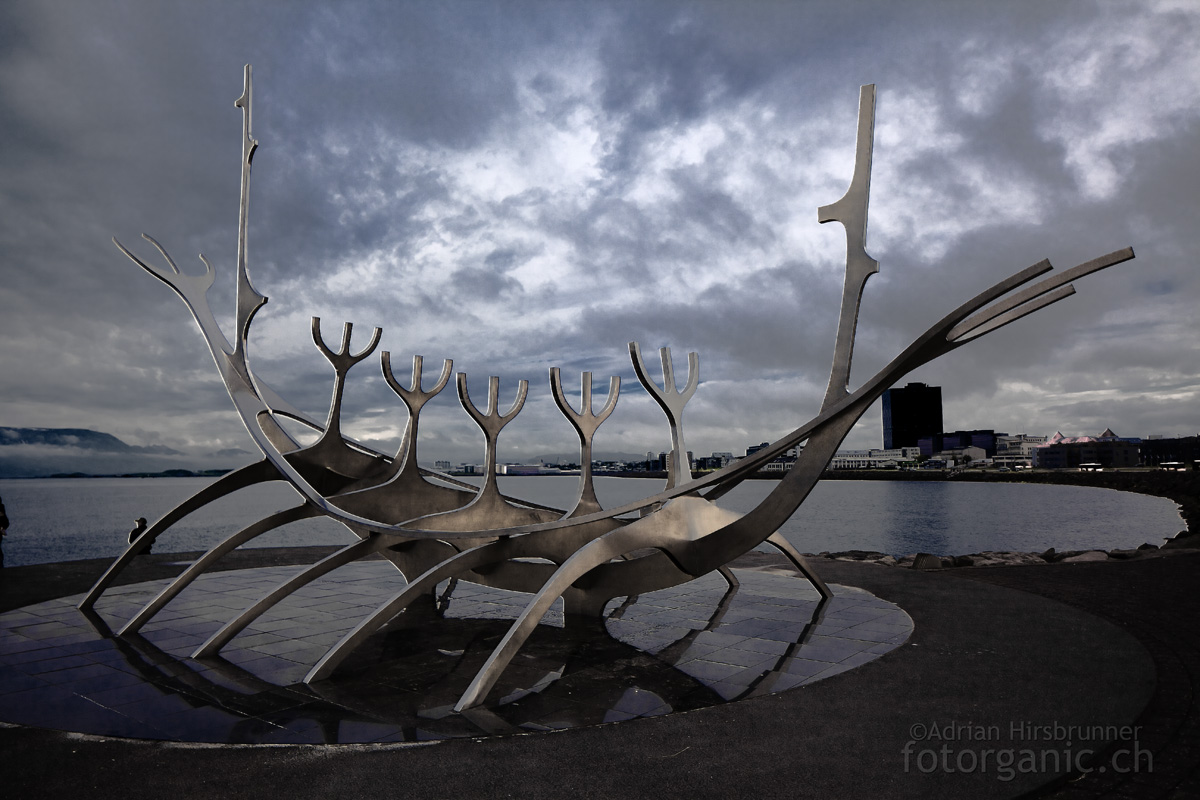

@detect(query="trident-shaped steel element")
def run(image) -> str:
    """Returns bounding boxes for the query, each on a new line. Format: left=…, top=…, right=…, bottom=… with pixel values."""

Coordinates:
left=629, top=343, right=699, bottom=489
left=550, top=368, right=620, bottom=516
left=459, top=374, right=529, bottom=495
left=382, top=352, right=454, bottom=477
left=311, top=318, right=383, bottom=449
left=818, top=84, right=877, bottom=412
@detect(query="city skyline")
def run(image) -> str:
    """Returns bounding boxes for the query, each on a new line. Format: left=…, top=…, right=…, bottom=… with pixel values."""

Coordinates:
left=0, top=418, right=1190, bottom=479
left=2, top=1, right=1197, bottom=472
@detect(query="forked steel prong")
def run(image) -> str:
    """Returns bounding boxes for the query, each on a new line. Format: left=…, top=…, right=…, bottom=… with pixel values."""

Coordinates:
left=382, top=352, right=453, bottom=475
left=551, top=368, right=620, bottom=517
left=458, top=374, right=529, bottom=495
left=630, top=342, right=698, bottom=489
left=310, top=317, right=383, bottom=446
left=312, top=318, right=383, bottom=366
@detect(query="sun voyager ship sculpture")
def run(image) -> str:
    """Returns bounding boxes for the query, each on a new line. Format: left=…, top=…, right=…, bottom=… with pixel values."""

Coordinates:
left=83, top=66, right=1134, bottom=712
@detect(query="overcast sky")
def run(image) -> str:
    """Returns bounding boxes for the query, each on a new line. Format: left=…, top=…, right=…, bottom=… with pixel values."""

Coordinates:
left=1, top=0, right=1197, bottom=471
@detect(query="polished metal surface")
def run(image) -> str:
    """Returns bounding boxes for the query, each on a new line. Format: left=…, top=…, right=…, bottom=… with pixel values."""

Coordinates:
left=89, top=66, right=1136, bottom=712
left=630, top=343, right=699, bottom=490
left=550, top=368, right=620, bottom=517
left=818, top=84, right=878, bottom=412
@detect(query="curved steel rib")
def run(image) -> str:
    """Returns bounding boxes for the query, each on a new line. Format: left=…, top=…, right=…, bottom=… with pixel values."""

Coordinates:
left=119, top=504, right=323, bottom=635
left=78, top=459, right=280, bottom=611
left=453, top=498, right=740, bottom=710
left=210, top=248, right=1130, bottom=551
left=453, top=417, right=853, bottom=710
left=193, top=536, right=388, bottom=658
left=765, top=531, right=831, bottom=599
left=306, top=536, right=547, bottom=682
left=444, top=243, right=1136, bottom=709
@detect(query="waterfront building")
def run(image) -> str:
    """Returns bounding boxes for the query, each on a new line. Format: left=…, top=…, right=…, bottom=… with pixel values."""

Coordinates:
left=931, top=445, right=987, bottom=467
left=918, top=429, right=1002, bottom=458
left=1140, top=435, right=1199, bottom=469
left=695, top=452, right=734, bottom=470
left=829, top=447, right=921, bottom=469
left=1032, top=429, right=1140, bottom=469
left=882, top=382, right=943, bottom=449
left=499, top=464, right=543, bottom=476
left=993, top=434, right=1047, bottom=469
left=739, top=443, right=798, bottom=473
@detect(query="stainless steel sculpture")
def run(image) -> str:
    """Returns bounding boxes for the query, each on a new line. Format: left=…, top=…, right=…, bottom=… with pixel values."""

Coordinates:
left=84, top=68, right=1135, bottom=711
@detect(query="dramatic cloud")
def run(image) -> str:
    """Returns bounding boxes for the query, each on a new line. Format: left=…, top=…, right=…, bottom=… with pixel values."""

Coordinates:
left=1, top=0, right=1196, bottom=470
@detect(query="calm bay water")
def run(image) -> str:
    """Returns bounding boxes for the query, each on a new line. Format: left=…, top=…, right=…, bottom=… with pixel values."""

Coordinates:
left=0, top=475, right=1184, bottom=568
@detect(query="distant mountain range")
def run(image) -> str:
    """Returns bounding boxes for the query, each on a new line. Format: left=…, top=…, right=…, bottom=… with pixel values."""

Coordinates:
left=0, top=427, right=183, bottom=455
left=0, top=427, right=657, bottom=479
left=0, top=427, right=251, bottom=478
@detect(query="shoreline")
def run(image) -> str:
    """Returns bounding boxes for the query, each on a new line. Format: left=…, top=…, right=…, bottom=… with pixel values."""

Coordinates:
left=10, top=467, right=1195, bottom=537
left=788, top=468, right=1200, bottom=569
left=4, top=468, right=1191, bottom=573
left=657, top=466, right=1198, bottom=538
left=812, top=467, right=1198, bottom=537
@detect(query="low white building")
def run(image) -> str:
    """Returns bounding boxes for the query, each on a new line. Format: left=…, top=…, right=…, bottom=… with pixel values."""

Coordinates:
left=993, top=434, right=1047, bottom=468
left=829, top=447, right=921, bottom=469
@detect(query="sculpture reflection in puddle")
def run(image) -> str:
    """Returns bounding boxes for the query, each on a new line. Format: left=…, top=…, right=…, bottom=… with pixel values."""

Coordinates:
left=77, top=569, right=835, bottom=742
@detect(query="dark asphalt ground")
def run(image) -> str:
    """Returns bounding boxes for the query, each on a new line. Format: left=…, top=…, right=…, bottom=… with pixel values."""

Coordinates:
left=0, top=547, right=1196, bottom=799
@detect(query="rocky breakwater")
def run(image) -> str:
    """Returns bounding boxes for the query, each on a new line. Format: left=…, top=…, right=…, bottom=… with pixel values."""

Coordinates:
left=812, top=526, right=1200, bottom=570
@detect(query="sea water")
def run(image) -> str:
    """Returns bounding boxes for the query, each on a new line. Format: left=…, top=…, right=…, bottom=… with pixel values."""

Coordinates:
left=0, top=475, right=1184, bottom=568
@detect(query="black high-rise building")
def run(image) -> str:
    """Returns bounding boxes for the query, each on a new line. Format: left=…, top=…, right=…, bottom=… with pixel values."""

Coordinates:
left=882, top=382, right=943, bottom=449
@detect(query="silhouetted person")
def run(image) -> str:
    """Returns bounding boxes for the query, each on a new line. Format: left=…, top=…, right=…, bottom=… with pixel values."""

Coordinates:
left=0, top=495, right=9, bottom=568
left=128, top=517, right=149, bottom=554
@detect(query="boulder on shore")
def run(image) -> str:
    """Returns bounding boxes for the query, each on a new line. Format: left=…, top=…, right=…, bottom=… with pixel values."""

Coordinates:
left=1107, top=549, right=1143, bottom=560
left=910, top=553, right=944, bottom=570
left=1061, top=550, right=1110, bottom=563
left=961, top=551, right=1048, bottom=567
